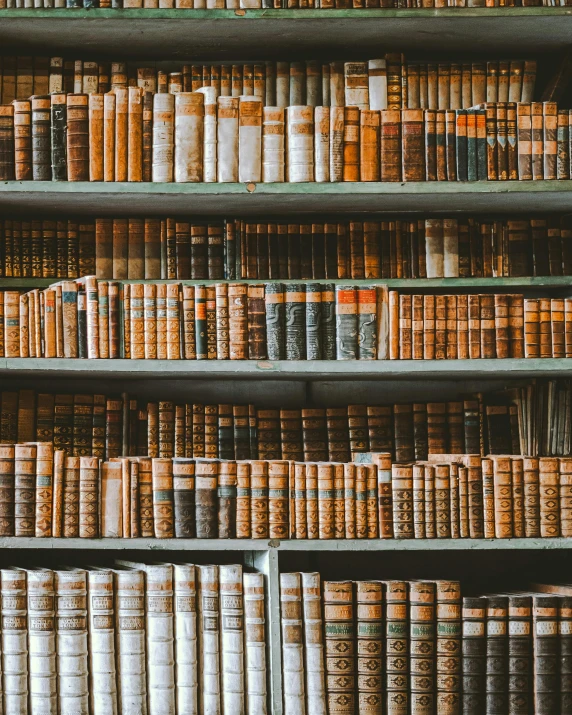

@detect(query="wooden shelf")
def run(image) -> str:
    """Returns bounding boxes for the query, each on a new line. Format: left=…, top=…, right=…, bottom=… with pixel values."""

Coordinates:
left=2, top=181, right=572, bottom=216
left=0, top=357, right=569, bottom=381
left=1, top=536, right=571, bottom=550
left=2, top=276, right=571, bottom=289
left=0, top=8, right=571, bottom=57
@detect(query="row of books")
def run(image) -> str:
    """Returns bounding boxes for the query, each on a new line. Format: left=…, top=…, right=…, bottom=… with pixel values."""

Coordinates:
left=280, top=572, right=572, bottom=715
left=5, top=279, right=571, bottom=361
left=0, top=562, right=266, bottom=715
left=0, top=56, right=537, bottom=110
left=3, top=215, right=572, bottom=281
left=1, top=388, right=523, bottom=461
left=2, top=0, right=569, bottom=7
left=1, top=96, right=569, bottom=184
left=2, top=443, right=571, bottom=540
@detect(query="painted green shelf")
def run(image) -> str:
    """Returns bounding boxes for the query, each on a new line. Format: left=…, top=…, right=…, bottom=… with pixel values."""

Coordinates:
left=2, top=181, right=572, bottom=215
left=0, top=536, right=571, bottom=550
left=0, top=7, right=571, bottom=56
left=0, top=357, right=570, bottom=380
left=2, top=277, right=572, bottom=289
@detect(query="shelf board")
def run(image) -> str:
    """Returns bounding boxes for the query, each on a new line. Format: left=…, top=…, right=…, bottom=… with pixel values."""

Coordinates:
left=0, top=536, right=571, bottom=550
left=0, top=357, right=569, bottom=380
left=2, top=277, right=571, bottom=289
left=0, top=8, right=571, bottom=56
left=2, top=181, right=572, bottom=215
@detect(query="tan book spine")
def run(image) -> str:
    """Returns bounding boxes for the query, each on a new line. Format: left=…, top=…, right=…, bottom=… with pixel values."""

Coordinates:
left=228, top=283, right=248, bottom=360
left=458, top=465, right=469, bottom=538
left=306, top=463, right=319, bottom=540
left=392, top=463, right=414, bottom=539
left=355, top=464, right=367, bottom=539
left=51, top=449, right=64, bottom=538
left=127, top=86, right=143, bottom=182
left=294, top=463, right=307, bottom=539
left=239, top=96, right=262, bottom=183
left=113, top=87, right=129, bottom=182
left=153, top=92, right=175, bottom=182
left=539, top=457, right=559, bottom=537
left=183, top=285, right=196, bottom=360
left=343, top=463, right=356, bottom=539
left=261, top=106, right=285, bottom=183
left=152, top=457, right=174, bottom=538
left=342, top=106, right=360, bottom=182
left=217, top=96, right=239, bottom=182
left=398, top=293, right=412, bottom=360
left=524, top=298, right=540, bottom=358
left=236, top=461, right=251, bottom=538
left=511, top=457, right=525, bottom=538
left=88, top=94, right=104, bottom=181
left=323, top=579, right=355, bottom=715
left=280, top=572, right=305, bottom=715
left=491, top=455, right=512, bottom=538
left=14, top=443, right=36, bottom=537
left=13, top=99, right=32, bottom=181
left=494, top=293, right=509, bottom=359
left=356, top=580, right=383, bottom=715
left=480, top=294, right=495, bottom=359
left=466, top=455, right=484, bottom=539
left=155, top=283, right=167, bottom=360
left=560, top=458, right=572, bottom=538
left=413, top=462, right=425, bottom=538
left=79, top=456, right=99, bottom=538
left=523, top=457, right=540, bottom=538
left=551, top=298, right=565, bottom=358
left=508, top=294, right=525, bottom=358
left=482, top=458, right=495, bottom=539
left=329, top=106, right=345, bottom=182
left=435, top=294, right=446, bottom=360
left=388, top=290, right=400, bottom=360
left=435, top=463, right=451, bottom=538
left=250, top=460, right=269, bottom=539
left=269, top=460, right=289, bottom=540
left=314, top=106, right=330, bottom=183
left=360, top=109, right=380, bottom=181
left=565, top=299, right=572, bottom=358
left=34, top=442, right=53, bottom=538
left=446, top=294, right=457, bottom=360
left=539, top=297, right=552, bottom=358
left=63, top=456, right=80, bottom=538
left=103, top=93, right=116, bottom=182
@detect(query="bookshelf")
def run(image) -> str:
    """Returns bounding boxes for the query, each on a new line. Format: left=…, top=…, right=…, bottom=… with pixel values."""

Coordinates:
left=2, top=180, right=572, bottom=213
left=3, top=7, right=572, bottom=715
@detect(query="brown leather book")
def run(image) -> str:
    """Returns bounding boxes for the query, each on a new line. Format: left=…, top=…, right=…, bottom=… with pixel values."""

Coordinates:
left=401, top=109, right=425, bottom=181
left=380, top=110, right=401, bottom=181
left=12, top=99, right=32, bottom=181
left=173, top=457, right=195, bottom=538
left=324, top=579, right=355, bottom=714
left=66, top=94, right=89, bottom=181
left=479, top=294, right=495, bottom=359
left=217, top=460, right=236, bottom=538
left=0, top=105, right=15, bottom=181
left=151, top=457, right=174, bottom=538
left=88, top=94, right=104, bottom=181
left=342, top=106, right=360, bottom=182
left=195, top=459, right=218, bottom=538
left=79, top=455, right=99, bottom=538
left=127, top=87, right=143, bottom=182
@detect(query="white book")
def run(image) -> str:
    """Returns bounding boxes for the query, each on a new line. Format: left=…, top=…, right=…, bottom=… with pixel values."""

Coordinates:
left=314, top=107, right=330, bottom=183
left=217, top=97, right=239, bottom=183
left=276, top=63, right=290, bottom=109
left=329, top=107, right=344, bottom=183
left=27, top=569, right=57, bottom=715
left=174, top=92, right=204, bottom=183
left=301, top=573, right=327, bottom=715
left=100, top=461, right=122, bottom=537
left=443, top=218, right=460, bottom=278
left=243, top=572, right=267, bottom=715
left=262, top=107, right=285, bottom=183
left=280, top=573, right=306, bottom=715
left=174, top=564, right=198, bottom=715
left=48, top=58, right=63, bottom=94
left=56, top=569, right=89, bottom=715
left=1, top=569, right=26, bottom=715
left=368, top=59, right=387, bottom=111
left=329, top=61, right=345, bottom=108
left=152, top=93, right=175, bottom=183
left=196, top=87, right=218, bottom=183
left=219, top=565, right=245, bottom=715
left=238, top=96, right=262, bottom=183
left=344, top=62, right=369, bottom=109
left=425, top=218, right=445, bottom=278
left=146, top=564, right=176, bottom=715
left=197, top=565, right=221, bottom=715
left=287, top=106, right=314, bottom=183
left=87, top=569, right=118, bottom=715
left=115, top=569, right=148, bottom=715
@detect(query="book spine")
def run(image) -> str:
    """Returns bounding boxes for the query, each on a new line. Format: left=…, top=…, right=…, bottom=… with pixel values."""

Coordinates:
left=151, top=457, right=174, bottom=538
left=34, top=442, right=53, bottom=537
left=14, top=443, right=36, bottom=537
left=280, top=572, right=305, bottom=715
left=87, top=570, right=118, bottom=715
left=324, top=579, right=355, bottom=715
left=27, top=569, right=57, bottom=715
left=462, top=596, right=486, bottom=715
left=392, top=463, right=414, bottom=539
left=532, top=595, right=559, bottom=715
left=197, top=564, right=221, bottom=715
left=1, top=568, right=29, bottom=714
left=154, top=92, right=176, bottom=182
left=243, top=572, right=267, bottom=715
left=385, top=580, right=408, bottom=715
left=173, top=564, right=198, bottom=715
left=66, top=94, right=89, bottom=181
left=31, top=95, right=51, bottom=181
left=88, top=93, right=104, bottom=181
left=13, top=100, right=32, bottom=181
left=410, top=581, right=435, bottom=715
left=217, top=460, right=236, bottom=538
left=285, top=284, right=306, bottom=360
left=0, top=106, right=15, bottom=181
left=539, top=457, right=560, bottom=537
left=115, top=569, right=147, bottom=715
left=195, top=461, right=218, bottom=538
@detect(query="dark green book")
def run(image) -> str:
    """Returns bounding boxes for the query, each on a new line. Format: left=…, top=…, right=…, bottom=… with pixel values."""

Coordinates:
left=264, top=282, right=285, bottom=360
left=466, top=109, right=478, bottom=182
left=477, top=109, right=488, bottom=180
left=305, top=283, right=322, bottom=360
left=321, top=283, right=336, bottom=360
left=194, top=284, right=207, bottom=360
left=357, top=285, right=377, bottom=360
left=285, top=283, right=306, bottom=360
left=50, top=94, right=67, bottom=181
left=455, top=109, right=468, bottom=181
left=335, top=285, right=358, bottom=360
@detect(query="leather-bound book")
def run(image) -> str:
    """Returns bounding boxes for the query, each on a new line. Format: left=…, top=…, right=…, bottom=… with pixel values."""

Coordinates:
left=257, top=408, right=280, bottom=460
left=217, top=459, right=237, bottom=537
left=380, top=109, right=402, bottom=181
left=413, top=463, right=425, bottom=538
left=410, top=581, right=435, bottom=715
left=496, top=103, right=508, bottom=180
left=302, top=408, right=328, bottom=462
left=280, top=573, right=306, bottom=715
left=30, top=96, right=51, bottom=180
left=392, top=463, right=414, bottom=539
left=27, top=569, right=57, bottom=715
left=265, top=283, right=285, bottom=360
left=436, top=580, right=462, bottom=715
left=434, top=463, right=451, bottom=538
left=336, top=285, right=358, bottom=360
left=268, top=460, right=288, bottom=539
left=142, top=91, right=153, bottom=181
left=445, top=110, right=457, bottom=181
left=13, top=99, right=32, bottom=181
left=401, top=109, right=425, bottom=181
left=195, top=458, right=218, bottom=538
left=531, top=102, right=544, bottom=180
left=543, top=101, right=558, bottom=180
left=560, top=595, right=572, bottom=713
left=486, top=595, right=508, bottom=715
left=321, top=283, right=336, bottom=360
left=0, top=105, right=15, bottom=180
left=306, top=283, right=322, bottom=359
left=247, top=284, right=267, bottom=360
left=462, top=596, right=486, bottom=715
left=79, top=455, right=99, bottom=538
left=151, top=457, right=174, bottom=538
left=425, top=108, right=437, bottom=181
left=66, top=94, right=89, bottom=181
left=385, top=580, right=408, bottom=715
left=506, top=594, right=532, bottom=715
left=14, top=443, right=36, bottom=537
left=0, top=444, right=15, bottom=536
left=173, top=457, right=195, bottom=537
left=539, top=457, right=560, bottom=537
left=532, top=595, right=559, bottom=715
left=324, top=580, right=355, bottom=715
left=250, top=460, right=269, bottom=539
left=285, top=284, right=306, bottom=360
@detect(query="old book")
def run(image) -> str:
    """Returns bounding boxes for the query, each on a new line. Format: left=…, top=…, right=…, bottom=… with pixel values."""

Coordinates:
left=115, top=568, right=147, bottom=715
left=87, top=569, right=118, bottom=715
left=0, top=105, right=15, bottom=180
left=385, top=580, right=408, bottom=715
left=172, top=564, right=198, bottom=715
left=280, top=573, right=305, bottom=715
left=219, top=564, right=245, bottom=715
left=436, top=580, right=461, bottom=714
left=243, top=572, right=267, bottom=715
left=1, top=568, right=29, bottom=714
left=66, top=94, right=89, bottom=181
left=27, top=569, right=57, bottom=715
left=197, top=565, right=221, bottom=715
left=324, top=579, right=354, bottom=715
left=13, top=99, right=32, bottom=181
left=153, top=92, right=175, bottom=182
left=30, top=95, right=51, bottom=181
left=14, top=443, right=35, bottom=537
left=239, top=96, right=262, bottom=182
left=532, top=595, right=559, bottom=715
left=462, top=596, right=486, bottom=715
left=410, top=581, right=435, bottom=715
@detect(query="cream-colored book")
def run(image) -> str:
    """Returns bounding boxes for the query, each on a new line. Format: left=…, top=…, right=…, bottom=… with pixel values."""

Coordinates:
left=220, top=564, right=245, bottom=715
left=152, top=93, right=175, bottom=183
left=174, top=564, right=198, bottom=715
left=301, top=572, right=327, bottom=715
left=314, top=106, right=330, bottom=183
left=243, top=572, right=267, bottom=715
left=100, top=461, right=122, bottom=537
left=280, top=572, right=306, bottom=715
left=443, top=218, right=459, bottom=278
left=197, top=564, right=221, bottom=715
left=174, top=92, right=204, bottom=183
left=344, top=62, right=369, bottom=109
left=87, top=569, right=118, bottom=715
left=239, top=96, right=262, bottom=183
left=287, top=106, right=314, bottom=183
left=306, top=60, right=321, bottom=108
left=1, top=569, right=27, bottom=714
left=425, top=218, right=444, bottom=279
left=262, top=106, right=285, bottom=183
left=329, top=106, right=344, bottom=182
left=329, top=62, right=345, bottom=108
left=368, top=59, right=387, bottom=111
left=196, top=87, right=217, bottom=183
left=56, top=569, right=89, bottom=715
left=276, top=62, right=289, bottom=109
left=217, top=96, right=239, bottom=182
left=27, top=569, right=57, bottom=715
left=115, top=569, right=148, bottom=715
